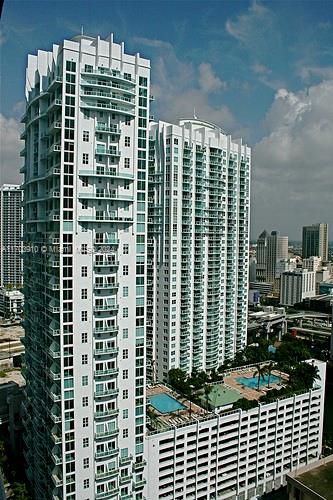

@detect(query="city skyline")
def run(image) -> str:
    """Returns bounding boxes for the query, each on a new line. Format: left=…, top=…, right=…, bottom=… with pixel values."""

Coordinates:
left=1, top=0, right=333, bottom=239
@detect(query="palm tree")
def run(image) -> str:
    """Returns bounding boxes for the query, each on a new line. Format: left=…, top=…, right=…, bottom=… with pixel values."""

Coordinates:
left=253, top=364, right=267, bottom=391
left=266, top=361, right=275, bottom=388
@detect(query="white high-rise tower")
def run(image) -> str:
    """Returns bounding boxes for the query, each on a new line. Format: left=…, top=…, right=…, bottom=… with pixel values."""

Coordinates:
left=21, top=34, right=150, bottom=500
left=147, top=119, right=251, bottom=380
left=0, top=184, right=23, bottom=288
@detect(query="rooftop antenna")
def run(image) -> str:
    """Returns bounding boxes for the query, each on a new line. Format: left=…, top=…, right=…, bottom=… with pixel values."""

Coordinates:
left=193, top=108, right=197, bottom=119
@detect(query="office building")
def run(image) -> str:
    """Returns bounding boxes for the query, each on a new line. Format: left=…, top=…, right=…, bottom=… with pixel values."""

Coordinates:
left=255, top=230, right=288, bottom=284
left=147, top=119, right=250, bottom=380
left=302, top=256, right=322, bottom=273
left=256, top=229, right=269, bottom=282
left=302, top=223, right=328, bottom=261
left=145, top=360, right=326, bottom=500
left=0, top=184, right=23, bottom=288
left=21, top=34, right=150, bottom=499
left=280, top=269, right=316, bottom=306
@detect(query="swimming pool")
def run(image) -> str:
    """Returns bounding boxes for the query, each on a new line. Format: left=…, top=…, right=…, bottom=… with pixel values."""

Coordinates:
left=149, top=393, right=186, bottom=414
left=236, top=374, right=280, bottom=389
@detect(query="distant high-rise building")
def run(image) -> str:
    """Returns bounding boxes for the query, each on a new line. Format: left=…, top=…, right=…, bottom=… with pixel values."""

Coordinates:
left=21, top=34, right=150, bottom=499
left=147, top=119, right=251, bottom=380
left=0, top=184, right=23, bottom=288
left=256, top=230, right=288, bottom=284
left=302, top=223, right=328, bottom=261
left=256, top=229, right=269, bottom=282
left=280, top=268, right=316, bottom=306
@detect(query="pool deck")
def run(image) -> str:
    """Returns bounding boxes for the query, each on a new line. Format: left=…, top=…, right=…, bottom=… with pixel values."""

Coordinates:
left=224, top=368, right=289, bottom=401
left=147, top=384, right=210, bottom=429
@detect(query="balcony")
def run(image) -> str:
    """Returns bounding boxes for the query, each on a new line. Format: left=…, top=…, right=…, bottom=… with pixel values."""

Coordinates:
left=94, top=388, right=119, bottom=398
left=80, top=99, right=135, bottom=116
left=119, top=455, right=132, bottom=465
left=93, top=326, right=118, bottom=335
left=95, top=347, right=119, bottom=356
left=95, top=469, right=119, bottom=481
left=96, top=123, right=120, bottom=134
left=79, top=168, right=134, bottom=179
left=78, top=191, right=133, bottom=201
left=94, top=368, right=119, bottom=378
left=94, top=283, right=119, bottom=291
left=78, top=214, right=133, bottom=224
left=81, top=67, right=135, bottom=84
left=94, top=304, right=119, bottom=312
left=95, top=488, right=119, bottom=499
left=95, top=448, right=119, bottom=460
left=95, top=146, right=121, bottom=157
left=95, top=408, right=119, bottom=419
left=95, top=428, right=119, bottom=440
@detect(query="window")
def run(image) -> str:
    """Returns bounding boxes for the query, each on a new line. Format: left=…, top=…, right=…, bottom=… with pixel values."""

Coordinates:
left=83, top=458, right=89, bottom=469
left=123, top=429, right=129, bottom=438
left=123, top=370, right=128, bottom=380
left=125, top=116, right=131, bottom=125
left=83, top=417, right=88, bottom=427
left=123, top=286, right=129, bottom=297
left=122, top=328, right=128, bottom=339
left=123, top=389, right=129, bottom=399
left=124, top=180, right=130, bottom=190
left=81, top=311, right=88, bottom=322
left=123, top=409, right=129, bottom=419
left=124, top=136, right=130, bottom=147
left=123, top=244, right=129, bottom=254
left=83, top=479, right=89, bottom=489
left=83, top=153, right=89, bottom=165
left=81, top=266, right=87, bottom=277
left=82, top=396, right=88, bottom=407
left=81, top=332, right=88, bottom=343
left=83, top=438, right=89, bottom=448
left=82, top=375, right=88, bottom=386
left=123, top=349, right=129, bottom=359
left=124, top=158, right=130, bottom=168
left=123, top=265, right=129, bottom=276
left=83, top=131, right=89, bottom=142
left=81, top=243, right=88, bottom=254
left=123, top=307, right=128, bottom=318
left=81, top=289, right=88, bottom=299
left=66, top=61, right=76, bottom=72
left=82, top=354, right=88, bottom=365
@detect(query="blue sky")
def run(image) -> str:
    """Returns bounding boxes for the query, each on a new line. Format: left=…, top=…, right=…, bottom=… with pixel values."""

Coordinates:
left=1, top=0, right=333, bottom=239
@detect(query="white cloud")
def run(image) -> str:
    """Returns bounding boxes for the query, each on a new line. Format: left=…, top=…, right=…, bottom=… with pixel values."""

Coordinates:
left=252, top=63, right=271, bottom=75
left=137, top=37, right=242, bottom=135
left=198, top=63, right=227, bottom=92
left=226, top=1, right=274, bottom=45
left=299, top=65, right=333, bottom=81
left=132, top=36, right=172, bottom=50
left=252, top=80, right=333, bottom=238
left=0, top=114, right=23, bottom=185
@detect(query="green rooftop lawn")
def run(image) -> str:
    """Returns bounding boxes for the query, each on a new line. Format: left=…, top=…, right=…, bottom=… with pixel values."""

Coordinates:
left=199, top=384, right=241, bottom=408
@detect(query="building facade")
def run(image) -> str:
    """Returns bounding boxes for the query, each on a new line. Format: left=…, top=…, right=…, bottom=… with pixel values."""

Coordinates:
left=0, top=288, right=24, bottom=319
left=145, top=361, right=326, bottom=500
left=0, top=184, right=23, bottom=288
left=255, top=230, right=288, bottom=285
left=147, top=119, right=251, bottom=381
left=280, top=269, right=316, bottom=306
left=21, top=34, right=150, bottom=500
left=302, top=223, right=328, bottom=262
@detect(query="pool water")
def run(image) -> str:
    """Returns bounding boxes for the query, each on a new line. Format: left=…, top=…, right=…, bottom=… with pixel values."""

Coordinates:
left=149, top=393, right=186, bottom=414
left=236, top=374, right=280, bottom=389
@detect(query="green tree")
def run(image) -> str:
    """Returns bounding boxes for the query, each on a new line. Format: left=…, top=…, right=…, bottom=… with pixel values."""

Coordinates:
left=266, top=361, right=275, bottom=388
left=253, top=364, right=267, bottom=391
left=289, top=362, right=320, bottom=390
left=168, top=368, right=188, bottom=393
left=0, top=440, right=7, bottom=468
left=11, top=481, right=30, bottom=499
